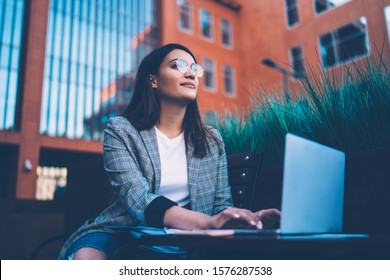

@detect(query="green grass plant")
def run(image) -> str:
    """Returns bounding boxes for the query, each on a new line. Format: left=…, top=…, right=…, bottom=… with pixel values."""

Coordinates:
left=210, top=53, right=390, bottom=167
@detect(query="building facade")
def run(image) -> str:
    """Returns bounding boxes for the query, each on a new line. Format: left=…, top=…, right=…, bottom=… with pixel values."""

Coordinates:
left=0, top=0, right=390, bottom=201
left=228, top=0, right=390, bottom=98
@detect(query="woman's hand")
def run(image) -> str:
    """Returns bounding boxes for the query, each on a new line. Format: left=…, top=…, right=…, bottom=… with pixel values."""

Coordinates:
left=206, top=207, right=263, bottom=229
left=255, top=208, right=281, bottom=229
left=163, top=206, right=280, bottom=230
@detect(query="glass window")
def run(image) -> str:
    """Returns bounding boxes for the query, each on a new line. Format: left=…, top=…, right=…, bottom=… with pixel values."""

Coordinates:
left=285, top=0, right=299, bottom=27
left=385, top=5, right=390, bottom=43
left=314, top=0, right=351, bottom=14
left=319, top=17, right=369, bottom=68
left=203, top=58, right=216, bottom=91
left=40, top=0, right=159, bottom=140
left=221, top=18, right=233, bottom=47
left=223, top=65, right=235, bottom=97
left=200, top=9, right=213, bottom=40
left=0, top=0, right=25, bottom=131
left=177, top=0, right=193, bottom=32
left=290, top=45, right=305, bottom=75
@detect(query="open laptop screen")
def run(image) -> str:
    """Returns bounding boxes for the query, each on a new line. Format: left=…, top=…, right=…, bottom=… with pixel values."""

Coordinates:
left=280, top=134, right=345, bottom=234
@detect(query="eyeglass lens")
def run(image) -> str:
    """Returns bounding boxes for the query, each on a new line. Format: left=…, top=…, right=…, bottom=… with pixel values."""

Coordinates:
left=176, top=58, right=204, bottom=78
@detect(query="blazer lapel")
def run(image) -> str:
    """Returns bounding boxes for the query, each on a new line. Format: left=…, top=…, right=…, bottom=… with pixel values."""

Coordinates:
left=139, top=128, right=161, bottom=193
left=187, top=145, right=201, bottom=210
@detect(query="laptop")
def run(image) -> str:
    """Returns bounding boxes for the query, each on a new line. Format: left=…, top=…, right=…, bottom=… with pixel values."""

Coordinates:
left=235, top=133, right=346, bottom=236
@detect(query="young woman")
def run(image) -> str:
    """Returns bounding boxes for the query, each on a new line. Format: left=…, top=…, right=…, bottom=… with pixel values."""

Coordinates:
left=58, top=43, right=279, bottom=260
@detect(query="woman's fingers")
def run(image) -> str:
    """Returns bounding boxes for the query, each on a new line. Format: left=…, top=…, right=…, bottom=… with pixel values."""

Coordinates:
left=215, top=208, right=262, bottom=229
left=256, top=208, right=281, bottom=229
left=257, top=208, right=281, bottom=219
left=235, top=209, right=261, bottom=228
left=210, top=208, right=282, bottom=229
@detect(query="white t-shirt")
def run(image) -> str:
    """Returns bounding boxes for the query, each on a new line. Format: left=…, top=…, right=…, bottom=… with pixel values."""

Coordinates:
left=155, top=126, right=190, bottom=207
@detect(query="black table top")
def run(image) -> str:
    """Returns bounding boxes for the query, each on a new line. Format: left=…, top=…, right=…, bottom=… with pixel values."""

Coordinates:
left=139, top=233, right=390, bottom=260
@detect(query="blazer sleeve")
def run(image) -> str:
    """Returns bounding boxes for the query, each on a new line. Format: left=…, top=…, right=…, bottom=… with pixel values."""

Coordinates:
left=103, top=118, right=176, bottom=226
left=211, top=129, right=234, bottom=214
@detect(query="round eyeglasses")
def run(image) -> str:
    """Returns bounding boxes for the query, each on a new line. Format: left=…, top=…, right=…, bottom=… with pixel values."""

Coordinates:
left=175, top=58, right=204, bottom=78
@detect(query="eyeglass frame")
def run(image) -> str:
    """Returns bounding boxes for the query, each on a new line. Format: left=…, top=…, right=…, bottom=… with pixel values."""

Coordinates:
left=172, top=58, right=204, bottom=78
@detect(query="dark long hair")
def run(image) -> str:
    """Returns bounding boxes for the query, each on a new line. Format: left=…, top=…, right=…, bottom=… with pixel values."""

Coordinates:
left=122, top=43, right=222, bottom=158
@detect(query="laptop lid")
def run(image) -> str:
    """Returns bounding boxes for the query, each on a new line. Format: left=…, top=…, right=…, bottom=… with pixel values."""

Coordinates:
left=280, top=133, right=345, bottom=234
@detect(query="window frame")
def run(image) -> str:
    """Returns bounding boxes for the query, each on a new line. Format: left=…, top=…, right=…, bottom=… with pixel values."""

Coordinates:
left=177, top=0, right=194, bottom=34
left=222, top=64, right=236, bottom=97
left=313, top=0, right=351, bottom=16
left=385, top=5, right=390, bottom=44
left=289, top=44, right=305, bottom=78
left=284, top=0, right=300, bottom=28
left=199, top=9, right=214, bottom=42
left=220, top=17, right=233, bottom=49
left=202, top=57, right=217, bottom=92
left=318, top=17, right=370, bottom=68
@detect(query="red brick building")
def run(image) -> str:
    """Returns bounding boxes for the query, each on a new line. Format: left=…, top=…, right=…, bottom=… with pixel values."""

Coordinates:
left=162, top=0, right=390, bottom=111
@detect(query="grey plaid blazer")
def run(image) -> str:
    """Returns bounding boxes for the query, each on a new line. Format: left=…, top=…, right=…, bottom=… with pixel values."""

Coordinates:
left=58, top=116, right=233, bottom=259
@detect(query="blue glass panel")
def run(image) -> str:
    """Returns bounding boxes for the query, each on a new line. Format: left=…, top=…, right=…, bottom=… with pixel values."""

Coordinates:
left=13, top=1, right=24, bottom=47
left=78, top=64, right=85, bottom=85
left=82, top=1, right=88, bottom=19
left=40, top=0, right=158, bottom=139
left=0, top=45, right=9, bottom=67
left=51, top=58, right=60, bottom=80
left=64, top=0, right=71, bottom=15
left=70, top=63, right=77, bottom=83
left=53, top=13, right=63, bottom=58
left=76, top=85, right=84, bottom=138
left=89, top=1, right=96, bottom=22
left=79, top=21, right=87, bottom=64
left=47, top=80, right=59, bottom=136
left=5, top=71, right=17, bottom=129
left=87, top=20, right=95, bottom=65
left=0, top=1, right=4, bottom=31
left=2, top=2, right=14, bottom=45
left=58, top=81, right=67, bottom=135
left=39, top=79, right=50, bottom=134
left=117, top=33, right=124, bottom=74
left=86, top=65, right=93, bottom=86
left=85, top=87, right=93, bottom=116
left=61, top=59, right=69, bottom=82
left=62, top=15, right=71, bottom=60
left=0, top=69, right=8, bottom=126
left=66, top=84, right=76, bottom=138
left=46, top=9, right=54, bottom=54
left=11, top=47, right=19, bottom=70
left=73, top=0, right=81, bottom=18
left=70, top=19, right=79, bottom=63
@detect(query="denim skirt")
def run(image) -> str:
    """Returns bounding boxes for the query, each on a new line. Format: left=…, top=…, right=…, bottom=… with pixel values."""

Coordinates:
left=67, top=231, right=187, bottom=260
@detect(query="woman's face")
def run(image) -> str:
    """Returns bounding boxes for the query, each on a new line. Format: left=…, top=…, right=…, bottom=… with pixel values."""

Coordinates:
left=152, top=49, right=200, bottom=106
